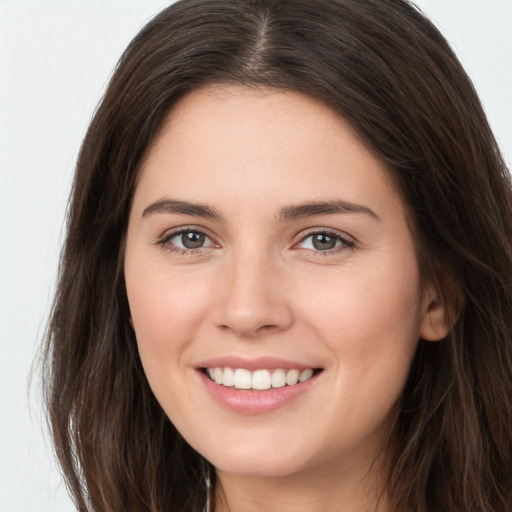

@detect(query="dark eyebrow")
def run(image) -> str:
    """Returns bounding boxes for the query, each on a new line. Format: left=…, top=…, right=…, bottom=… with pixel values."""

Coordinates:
left=142, top=199, right=223, bottom=220
left=141, top=198, right=379, bottom=222
left=279, top=200, right=380, bottom=221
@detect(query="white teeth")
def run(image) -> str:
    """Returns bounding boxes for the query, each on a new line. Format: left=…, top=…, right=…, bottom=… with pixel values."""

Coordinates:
left=233, top=368, right=252, bottom=389
left=252, top=369, right=272, bottom=390
left=299, top=368, right=313, bottom=382
left=214, top=367, right=223, bottom=384
left=223, top=367, right=235, bottom=387
left=285, top=369, right=300, bottom=386
left=271, top=368, right=286, bottom=388
left=206, top=367, right=317, bottom=390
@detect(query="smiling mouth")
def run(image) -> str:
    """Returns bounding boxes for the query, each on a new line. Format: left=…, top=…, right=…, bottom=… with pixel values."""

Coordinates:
left=202, top=367, right=323, bottom=391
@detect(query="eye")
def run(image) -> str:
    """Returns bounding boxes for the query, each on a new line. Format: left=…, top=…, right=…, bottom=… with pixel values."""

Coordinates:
left=297, top=230, right=354, bottom=252
left=160, top=229, right=215, bottom=252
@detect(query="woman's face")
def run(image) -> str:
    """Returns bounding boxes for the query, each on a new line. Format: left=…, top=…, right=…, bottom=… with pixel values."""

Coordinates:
left=124, top=85, right=445, bottom=480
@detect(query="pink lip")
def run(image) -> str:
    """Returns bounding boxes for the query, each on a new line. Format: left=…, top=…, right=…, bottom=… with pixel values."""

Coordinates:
left=196, top=355, right=318, bottom=371
left=196, top=368, right=322, bottom=415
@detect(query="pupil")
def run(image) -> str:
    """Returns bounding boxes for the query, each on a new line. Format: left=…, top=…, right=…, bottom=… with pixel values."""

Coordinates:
left=182, top=232, right=205, bottom=249
left=312, top=233, right=336, bottom=250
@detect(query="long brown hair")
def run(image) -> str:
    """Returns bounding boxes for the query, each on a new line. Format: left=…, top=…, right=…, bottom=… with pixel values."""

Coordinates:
left=43, top=1, right=512, bottom=510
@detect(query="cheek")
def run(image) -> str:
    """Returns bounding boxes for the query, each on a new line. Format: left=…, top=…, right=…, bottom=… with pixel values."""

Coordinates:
left=125, top=255, right=215, bottom=379
left=297, top=256, right=423, bottom=400
left=125, top=266, right=216, bottom=429
left=302, top=259, right=421, bottom=334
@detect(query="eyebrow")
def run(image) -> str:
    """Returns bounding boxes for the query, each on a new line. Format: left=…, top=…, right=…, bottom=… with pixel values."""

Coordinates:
left=279, top=200, right=380, bottom=221
left=141, top=198, right=380, bottom=222
left=142, top=199, right=223, bottom=220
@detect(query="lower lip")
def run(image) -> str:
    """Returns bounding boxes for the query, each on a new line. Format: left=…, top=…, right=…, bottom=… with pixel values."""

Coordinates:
left=197, top=370, right=320, bottom=414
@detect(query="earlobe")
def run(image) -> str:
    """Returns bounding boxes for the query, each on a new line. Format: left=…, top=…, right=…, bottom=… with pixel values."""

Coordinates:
left=419, top=282, right=461, bottom=341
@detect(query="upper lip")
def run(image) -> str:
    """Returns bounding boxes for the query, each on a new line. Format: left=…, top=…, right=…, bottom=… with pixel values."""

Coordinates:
left=196, top=356, right=321, bottom=371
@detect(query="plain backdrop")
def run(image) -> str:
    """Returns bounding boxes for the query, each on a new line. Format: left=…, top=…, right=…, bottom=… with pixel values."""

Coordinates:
left=1, top=1, right=511, bottom=511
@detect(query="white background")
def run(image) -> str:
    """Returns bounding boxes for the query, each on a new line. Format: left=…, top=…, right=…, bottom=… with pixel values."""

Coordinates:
left=1, top=1, right=511, bottom=511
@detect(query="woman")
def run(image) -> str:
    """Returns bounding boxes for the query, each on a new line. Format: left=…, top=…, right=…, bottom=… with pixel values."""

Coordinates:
left=43, top=0, right=512, bottom=511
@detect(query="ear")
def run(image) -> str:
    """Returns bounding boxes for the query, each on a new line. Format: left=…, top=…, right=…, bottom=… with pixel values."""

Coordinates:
left=419, top=281, right=461, bottom=341
left=129, top=315, right=134, bottom=329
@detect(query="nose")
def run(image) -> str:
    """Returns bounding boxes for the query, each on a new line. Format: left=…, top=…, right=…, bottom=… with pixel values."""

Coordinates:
left=213, top=246, right=293, bottom=338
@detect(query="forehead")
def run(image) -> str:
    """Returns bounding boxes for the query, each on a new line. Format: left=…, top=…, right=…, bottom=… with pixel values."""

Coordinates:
left=133, top=84, right=403, bottom=219
left=149, top=85, right=363, bottom=163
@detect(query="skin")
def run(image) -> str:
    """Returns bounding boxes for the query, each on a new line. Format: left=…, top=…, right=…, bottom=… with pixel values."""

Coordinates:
left=124, top=85, right=449, bottom=512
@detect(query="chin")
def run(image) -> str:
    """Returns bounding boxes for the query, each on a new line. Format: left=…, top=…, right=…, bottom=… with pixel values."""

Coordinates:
left=211, top=452, right=311, bottom=479
left=188, top=429, right=321, bottom=478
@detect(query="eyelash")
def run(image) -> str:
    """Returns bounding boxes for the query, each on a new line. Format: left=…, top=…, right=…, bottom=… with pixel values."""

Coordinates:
left=296, top=229, right=356, bottom=256
left=156, top=227, right=356, bottom=256
left=156, top=227, right=216, bottom=256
